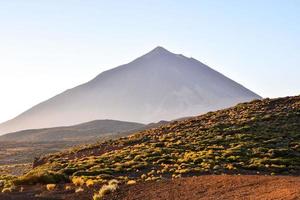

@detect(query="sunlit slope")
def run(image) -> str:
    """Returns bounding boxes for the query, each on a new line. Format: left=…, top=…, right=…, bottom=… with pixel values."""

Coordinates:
left=16, top=95, right=300, bottom=185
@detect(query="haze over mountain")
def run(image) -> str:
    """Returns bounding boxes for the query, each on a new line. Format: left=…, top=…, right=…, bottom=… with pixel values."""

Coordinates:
left=0, top=46, right=261, bottom=135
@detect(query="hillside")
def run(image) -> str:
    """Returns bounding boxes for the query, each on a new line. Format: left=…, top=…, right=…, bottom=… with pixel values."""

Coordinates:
left=0, top=120, right=145, bottom=142
left=0, top=120, right=168, bottom=176
left=0, top=95, right=298, bottom=199
left=0, top=46, right=260, bottom=134
left=29, top=95, right=300, bottom=175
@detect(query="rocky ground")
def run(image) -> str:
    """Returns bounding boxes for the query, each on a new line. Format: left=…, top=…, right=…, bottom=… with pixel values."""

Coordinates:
left=0, top=175, right=300, bottom=200
left=106, top=175, right=300, bottom=200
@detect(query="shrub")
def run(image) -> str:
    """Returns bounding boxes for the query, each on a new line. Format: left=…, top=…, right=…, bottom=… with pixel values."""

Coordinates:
left=72, top=177, right=85, bottom=186
left=147, top=170, right=156, bottom=176
left=73, top=168, right=114, bottom=176
left=46, top=184, right=56, bottom=191
left=14, top=169, right=67, bottom=185
left=108, top=179, right=119, bottom=186
left=127, top=180, right=137, bottom=185
left=93, top=193, right=102, bottom=200
left=225, top=163, right=235, bottom=170
left=75, top=187, right=84, bottom=193
left=172, top=174, right=182, bottom=179
left=65, top=185, right=72, bottom=190
left=141, top=174, right=147, bottom=179
left=2, top=187, right=12, bottom=193
left=92, top=179, right=119, bottom=199
left=86, top=179, right=95, bottom=188
left=98, top=184, right=118, bottom=197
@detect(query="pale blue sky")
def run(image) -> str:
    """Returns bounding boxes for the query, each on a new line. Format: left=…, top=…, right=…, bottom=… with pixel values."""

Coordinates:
left=0, top=0, right=299, bottom=123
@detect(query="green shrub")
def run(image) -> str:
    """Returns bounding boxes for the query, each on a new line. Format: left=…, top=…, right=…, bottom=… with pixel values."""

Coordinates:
left=14, top=169, right=68, bottom=185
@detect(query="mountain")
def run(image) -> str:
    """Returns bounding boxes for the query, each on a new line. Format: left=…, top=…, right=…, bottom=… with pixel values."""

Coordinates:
left=0, top=46, right=261, bottom=134
left=0, top=120, right=145, bottom=142
left=13, top=95, right=300, bottom=187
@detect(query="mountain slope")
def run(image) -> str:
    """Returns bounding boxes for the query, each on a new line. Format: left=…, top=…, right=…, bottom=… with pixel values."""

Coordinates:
left=1, top=95, right=299, bottom=200
left=22, top=95, right=300, bottom=184
left=0, top=46, right=261, bottom=134
left=0, top=120, right=145, bottom=142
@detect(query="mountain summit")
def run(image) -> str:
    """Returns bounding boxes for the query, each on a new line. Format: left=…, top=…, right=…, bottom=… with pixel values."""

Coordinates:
left=146, top=46, right=172, bottom=55
left=0, top=47, right=261, bottom=134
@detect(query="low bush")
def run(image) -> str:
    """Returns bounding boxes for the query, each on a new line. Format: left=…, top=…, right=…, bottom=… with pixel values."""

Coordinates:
left=75, top=187, right=84, bottom=193
left=86, top=179, right=95, bottom=188
left=127, top=180, right=137, bottom=185
left=46, top=184, right=56, bottom=191
left=71, top=177, right=85, bottom=186
left=14, top=169, right=67, bottom=185
left=1, top=187, right=12, bottom=193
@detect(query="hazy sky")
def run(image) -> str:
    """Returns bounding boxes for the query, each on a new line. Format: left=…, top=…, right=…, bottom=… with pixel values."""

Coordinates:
left=0, top=0, right=299, bottom=123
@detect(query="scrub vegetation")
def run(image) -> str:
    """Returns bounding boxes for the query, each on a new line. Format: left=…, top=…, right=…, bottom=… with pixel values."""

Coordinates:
left=1, top=95, right=299, bottom=199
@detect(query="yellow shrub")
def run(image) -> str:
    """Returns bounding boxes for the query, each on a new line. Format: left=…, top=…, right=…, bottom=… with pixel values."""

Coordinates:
left=75, top=187, right=84, bottom=193
left=226, top=163, right=235, bottom=170
left=86, top=179, right=95, bottom=188
left=93, top=193, right=102, bottom=200
left=127, top=180, right=137, bottom=185
left=172, top=174, right=182, bottom=179
left=147, top=170, right=155, bottom=176
left=98, top=183, right=118, bottom=198
left=46, top=184, right=56, bottom=191
left=65, top=185, right=72, bottom=190
left=108, top=179, right=119, bottom=186
left=72, top=177, right=85, bottom=186
left=141, top=174, right=147, bottom=179
left=2, top=187, right=12, bottom=193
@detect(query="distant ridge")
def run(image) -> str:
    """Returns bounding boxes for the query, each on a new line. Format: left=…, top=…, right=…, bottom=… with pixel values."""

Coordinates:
left=0, top=119, right=146, bottom=142
left=0, top=46, right=261, bottom=134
